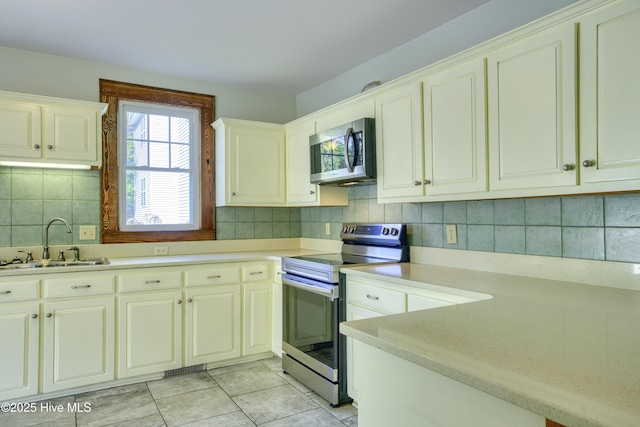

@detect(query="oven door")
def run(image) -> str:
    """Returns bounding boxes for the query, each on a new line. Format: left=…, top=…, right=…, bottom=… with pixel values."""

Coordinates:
left=282, top=275, right=340, bottom=381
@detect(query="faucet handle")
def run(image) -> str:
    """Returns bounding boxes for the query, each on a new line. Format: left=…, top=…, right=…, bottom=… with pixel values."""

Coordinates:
left=58, top=250, right=66, bottom=261
left=65, top=246, right=81, bottom=261
left=17, top=250, right=34, bottom=262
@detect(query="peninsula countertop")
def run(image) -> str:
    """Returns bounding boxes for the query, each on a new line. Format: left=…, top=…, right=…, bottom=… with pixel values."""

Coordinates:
left=339, top=263, right=640, bottom=427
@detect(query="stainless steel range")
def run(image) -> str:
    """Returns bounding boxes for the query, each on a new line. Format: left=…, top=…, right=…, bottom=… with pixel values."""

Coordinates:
left=281, top=223, right=409, bottom=406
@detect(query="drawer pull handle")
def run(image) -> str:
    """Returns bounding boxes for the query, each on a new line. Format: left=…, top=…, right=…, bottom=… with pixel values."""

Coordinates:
left=0, top=290, right=12, bottom=295
left=145, top=280, right=161, bottom=284
left=366, top=294, right=379, bottom=301
left=71, top=285, right=91, bottom=289
left=250, top=271, right=262, bottom=275
left=207, top=275, right=222, bottom=279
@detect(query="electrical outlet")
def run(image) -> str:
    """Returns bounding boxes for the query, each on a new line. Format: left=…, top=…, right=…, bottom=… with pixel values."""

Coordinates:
left=446, top=224, right=458, bottom=245
left=79, top=225, right=96, bottom=240
left=154, top=246, right=169, bottom=256
left=325, top=223, right=331, bottom=235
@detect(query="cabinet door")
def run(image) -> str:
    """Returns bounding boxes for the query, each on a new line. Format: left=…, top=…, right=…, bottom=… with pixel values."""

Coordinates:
left=0, top=302, right=39, bottom=400
left=118, top=291, right=182, bottom=378
left=42, top=297, right=115, bottom=392
left=487, top=24, right=577, bottom=191
left=43, top=105, right=99, bottom=164
left=243, top=282, right=272, bottom=355
left=423, top=58, right=488, bottom=196
left=346, top=304, right=385, bottom=402
left=375, top=83, right=425, bottom=201
left=0, top=100, right=42, bottom=159
left=185, top=285, right=241, bottom=365
left=229, top=125, right=286, bottom=205
left=286, top=120, right=319, bottom=205
left=271, top=281, right=283, bottom=357
left=580, top=2, right=640, bottom=184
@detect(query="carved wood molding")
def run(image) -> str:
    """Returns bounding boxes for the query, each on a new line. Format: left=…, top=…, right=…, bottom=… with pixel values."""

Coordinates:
left=99, top=79, right=215, bottom=243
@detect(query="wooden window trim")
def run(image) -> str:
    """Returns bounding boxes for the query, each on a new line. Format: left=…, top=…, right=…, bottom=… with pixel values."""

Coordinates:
left=99, top=79, right=215, bottom=243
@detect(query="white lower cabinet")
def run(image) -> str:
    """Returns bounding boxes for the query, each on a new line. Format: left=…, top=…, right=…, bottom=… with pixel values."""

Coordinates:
left=345, top=274, right=489, bottom=403
left=185, top=285, right=241, bottom=365
left=0, top=260, right=277, bottom=401
left=42, top=296, right=115, bottom=392
left=0, top=279, right=40, bottom=401
left=117, top=291, right=183, bottom=378
left=243, top=282, right=272, bottom=355
left=0, top=301, right=40, bottom=400
left=346, top=304, right=386, bottom=403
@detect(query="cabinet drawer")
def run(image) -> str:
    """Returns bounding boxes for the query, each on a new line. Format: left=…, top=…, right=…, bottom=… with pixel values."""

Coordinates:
left=185, top=265, right=241, bottom=287
left=44, top=275, right=115, bottom=298
left=0, top=279, right=39, bottom=302
left=119, top=269, right=183, bottom=293
left=347, top=280, right=406, bottom=314
left=243, top=264, right=271, bottom=282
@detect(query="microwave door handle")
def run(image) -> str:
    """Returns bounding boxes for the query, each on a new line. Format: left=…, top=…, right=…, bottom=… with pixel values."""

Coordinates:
left=344, top=127, right=355, bottom=172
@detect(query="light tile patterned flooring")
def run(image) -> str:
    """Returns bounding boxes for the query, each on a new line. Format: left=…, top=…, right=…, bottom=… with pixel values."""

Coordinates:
left=0, top=357, right=357, bottom=427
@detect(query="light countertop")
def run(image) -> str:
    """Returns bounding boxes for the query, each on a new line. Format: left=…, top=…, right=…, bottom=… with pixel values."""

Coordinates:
left=339, top=263, right=640, bottom=427
left=0, top=249, right=323, bottom=277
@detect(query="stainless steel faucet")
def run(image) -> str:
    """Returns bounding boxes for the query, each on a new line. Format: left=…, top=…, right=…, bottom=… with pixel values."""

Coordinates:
left=43, top=217, right=72, bottom=260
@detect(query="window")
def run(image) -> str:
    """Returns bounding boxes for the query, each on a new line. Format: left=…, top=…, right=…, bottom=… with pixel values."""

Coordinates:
left=119, top=101, right=200, bottom=231
left=100, top=80, right=215, bottom=243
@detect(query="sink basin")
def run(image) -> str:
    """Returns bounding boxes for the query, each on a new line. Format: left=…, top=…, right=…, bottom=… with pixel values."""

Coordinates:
left=0, top=258, right=110, bottom=270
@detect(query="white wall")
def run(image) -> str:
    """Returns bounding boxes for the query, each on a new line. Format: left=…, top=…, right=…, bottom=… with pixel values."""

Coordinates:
left=0, top=46, right=297, bottom=124
left=296, top=0, right=581, bottom=116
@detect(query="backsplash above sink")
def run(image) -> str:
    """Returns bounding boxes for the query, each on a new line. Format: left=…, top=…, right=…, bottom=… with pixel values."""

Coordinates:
left=3, top=166, right=640, bottom=264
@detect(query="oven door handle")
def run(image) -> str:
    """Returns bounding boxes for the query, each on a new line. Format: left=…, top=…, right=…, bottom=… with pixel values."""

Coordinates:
left=282, top=276, right=338, bottom=299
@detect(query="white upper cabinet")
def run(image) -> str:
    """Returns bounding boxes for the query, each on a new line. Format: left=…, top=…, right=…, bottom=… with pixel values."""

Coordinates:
left=375, top=82, right=425, bottom=202
left=0, top=100, right=42, bottom=158
left=213, top=118, right=286, bottom=206
left=0, top=91, right=107, bottom=168
left=487, top=23, right=578, bottom=192
left=285, top=120, right=318, bottom=205
left=579, top=1, right=640, bottom=186
left=422, top=58, right=488, bottom=197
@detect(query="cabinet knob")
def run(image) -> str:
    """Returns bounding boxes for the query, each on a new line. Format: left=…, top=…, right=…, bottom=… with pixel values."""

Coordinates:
left=34, top=144, right=40, bottom=150
left=232, top=192, right=236, bottom=196
left=31, top=314, right=38, bottom=319
left=188, top=298, right=193, bottom=303
left=47, top=145, right=53, bottom=150
left=423, top=180, right=431, bottom=185
left=414, top=181, right=421, bottom=186
left=177, top=300, right=182, bottom=304
left=562, top=164, right=575, bottom=171
left=46, top=313, right=52, bottom=318
left=582, top=160, right=595, bottom=167
left=310, top=190, right=315, bottom=195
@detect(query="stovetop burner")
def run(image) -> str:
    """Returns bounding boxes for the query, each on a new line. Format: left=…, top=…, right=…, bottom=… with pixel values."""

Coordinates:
left=282, top=223, right=409, bottom=284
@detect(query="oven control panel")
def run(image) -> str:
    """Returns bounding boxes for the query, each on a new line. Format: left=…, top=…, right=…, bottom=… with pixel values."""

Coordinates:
left=340, top=223, right=406, bottom=245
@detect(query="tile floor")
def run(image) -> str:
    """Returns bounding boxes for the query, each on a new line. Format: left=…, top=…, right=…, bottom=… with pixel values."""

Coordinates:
left=0, top=357, right=357, bottom=427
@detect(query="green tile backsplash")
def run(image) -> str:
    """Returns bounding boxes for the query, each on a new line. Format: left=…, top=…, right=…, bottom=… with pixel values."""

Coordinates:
left=0, top=167, right=101, bottom=247
left=296, top=184, right=640, bottom=264
left=3, top=166, right=640, bottom=264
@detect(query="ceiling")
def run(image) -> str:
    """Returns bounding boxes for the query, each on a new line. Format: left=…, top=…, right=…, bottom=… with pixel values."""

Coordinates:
left=0, top=0, right=489, bottom=95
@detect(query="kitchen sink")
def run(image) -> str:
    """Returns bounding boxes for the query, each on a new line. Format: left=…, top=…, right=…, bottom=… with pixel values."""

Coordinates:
left=0, top=258, right=110, bottom=270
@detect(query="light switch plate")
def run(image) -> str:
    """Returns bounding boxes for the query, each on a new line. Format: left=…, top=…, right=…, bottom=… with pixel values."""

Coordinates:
left=79, top=225, right=96, bottom=240
left=446, top=224, right=458, bottom=245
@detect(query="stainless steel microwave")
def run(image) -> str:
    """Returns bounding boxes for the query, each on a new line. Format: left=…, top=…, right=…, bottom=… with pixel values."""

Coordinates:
left=309, top=118, right=376, bottom=186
